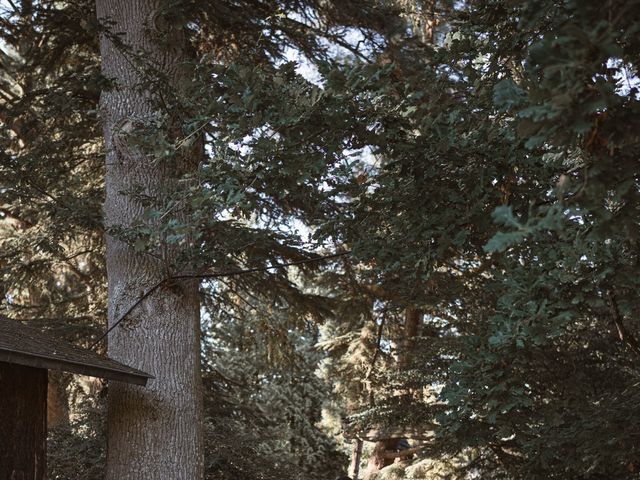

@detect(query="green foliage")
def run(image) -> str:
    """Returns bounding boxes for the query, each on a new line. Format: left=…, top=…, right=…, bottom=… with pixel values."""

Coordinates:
left=202, top=281, right=347, bottom=480
left=0, top=0, right=106, bottom=337
left=47, top=389, right=106, bottom=480
left=315, top=0, right=640, bottom=478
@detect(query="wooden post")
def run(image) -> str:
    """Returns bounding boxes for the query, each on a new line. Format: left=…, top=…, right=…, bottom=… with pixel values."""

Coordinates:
left=0, top=361, right=47, bottom=480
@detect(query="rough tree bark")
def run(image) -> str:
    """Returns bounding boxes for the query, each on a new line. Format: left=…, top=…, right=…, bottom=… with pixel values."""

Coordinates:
left=96, top=1, right=204, bottom=479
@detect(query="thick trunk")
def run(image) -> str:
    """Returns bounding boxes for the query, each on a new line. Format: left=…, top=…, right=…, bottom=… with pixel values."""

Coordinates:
left=96, top=1, right=203, bottom=479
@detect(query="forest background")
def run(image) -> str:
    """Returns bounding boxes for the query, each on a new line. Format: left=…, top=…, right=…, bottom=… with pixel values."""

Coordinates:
left=1, top=0, right=640, bottom=479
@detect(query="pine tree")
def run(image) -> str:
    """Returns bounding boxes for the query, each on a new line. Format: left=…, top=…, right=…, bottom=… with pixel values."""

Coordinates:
left=95, top=1, right=204, bottom=478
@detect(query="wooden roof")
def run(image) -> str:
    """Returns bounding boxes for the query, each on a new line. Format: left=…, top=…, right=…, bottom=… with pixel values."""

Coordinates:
left=0, top=316, right=152, bottom=386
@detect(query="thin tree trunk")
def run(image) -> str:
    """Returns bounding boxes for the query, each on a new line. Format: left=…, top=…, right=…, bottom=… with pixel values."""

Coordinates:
left=350, top=438, right=364, bottom=479
left=363, top=309, right=421, bottom=479
left=398, top=307, right=421, bottom=368
left=96, top=1, right=203, bottom=479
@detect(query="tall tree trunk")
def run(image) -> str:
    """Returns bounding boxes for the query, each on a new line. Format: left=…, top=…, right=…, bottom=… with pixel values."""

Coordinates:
left=96, top=1, right=204, bottom=479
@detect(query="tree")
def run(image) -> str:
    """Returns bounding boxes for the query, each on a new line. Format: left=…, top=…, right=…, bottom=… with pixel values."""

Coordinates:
left=92, top=1, right=398, bottom=478
left=3, top=1, right=400, bottom=477
left=95, top=1, right=203, bottom=478
left=318, top=0, right=640, bottom=477
left=0, top=0, right=107, bottom=458
left=201, top=279, right=347, bottom=480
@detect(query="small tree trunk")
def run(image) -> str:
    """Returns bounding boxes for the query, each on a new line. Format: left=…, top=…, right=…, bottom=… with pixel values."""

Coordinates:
left=96, top=1, right=203, bottom=479
left=350, top=438, right=364, bottom=479
left=47, top=372, right=69, bottom=428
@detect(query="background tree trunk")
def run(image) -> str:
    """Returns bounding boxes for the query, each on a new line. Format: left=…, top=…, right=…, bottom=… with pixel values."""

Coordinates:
left=96, top=1, right=203, bottom=479
left=47, top=371, right=69, bottom=429
left=398, top=307, right=421, bottom=368
left=350, top=438, right=363, bottom=479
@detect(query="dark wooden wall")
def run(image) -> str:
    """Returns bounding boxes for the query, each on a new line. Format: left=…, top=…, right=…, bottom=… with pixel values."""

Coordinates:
left=0, top=361, right=47, bottom=480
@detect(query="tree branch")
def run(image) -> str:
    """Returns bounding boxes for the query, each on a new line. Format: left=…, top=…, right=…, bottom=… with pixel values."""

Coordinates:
left=606, top=290, right=640, bottom=358
left=90, top=250, right=351, bottom=348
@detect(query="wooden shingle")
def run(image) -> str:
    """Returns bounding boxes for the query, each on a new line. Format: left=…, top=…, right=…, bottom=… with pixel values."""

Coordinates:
left=0, top=316, right=152, bottom=385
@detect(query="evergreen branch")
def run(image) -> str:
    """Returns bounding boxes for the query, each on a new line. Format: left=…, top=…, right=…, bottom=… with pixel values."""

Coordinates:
left=90, top=250, right=351, bottom=349
left=279, top=17, right=372, bottom=63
